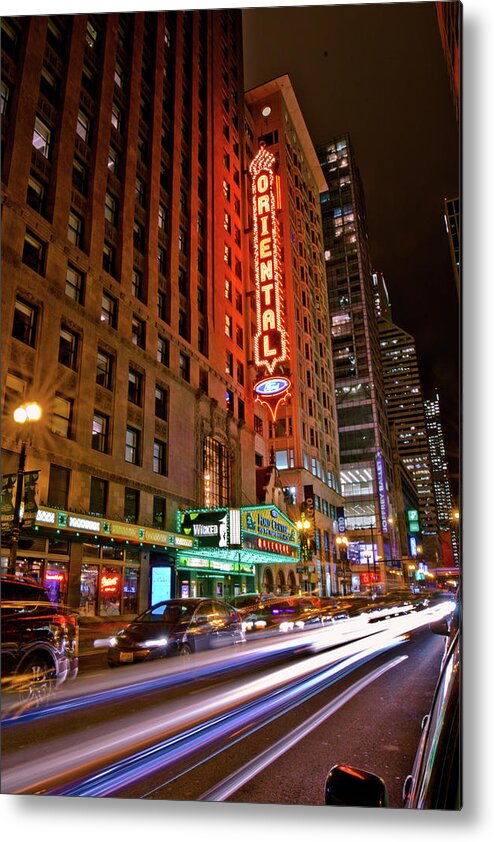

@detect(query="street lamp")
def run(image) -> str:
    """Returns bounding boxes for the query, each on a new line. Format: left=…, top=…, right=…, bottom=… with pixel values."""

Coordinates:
left=336, top=535, right=349, bottom=595
left=8, top=401, right=42, bottom=574
left=296, top=518, right=311, bottom=595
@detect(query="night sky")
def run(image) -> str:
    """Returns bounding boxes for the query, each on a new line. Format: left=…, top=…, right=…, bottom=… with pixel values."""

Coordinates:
left=242, top=1, right=460, bottom=500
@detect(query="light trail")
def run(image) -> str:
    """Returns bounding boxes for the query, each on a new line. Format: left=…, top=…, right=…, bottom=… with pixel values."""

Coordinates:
left=199, top=655, right=408, bottom=802
left=2, top=600, right=453, bottom=797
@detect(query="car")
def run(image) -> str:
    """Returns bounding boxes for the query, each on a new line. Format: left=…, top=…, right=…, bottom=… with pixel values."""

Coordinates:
left=229, top=593, right=266, bottom=614
left=323, top=597, right=461, bottom=809
left=106, top=597, right=245, bottom=665
left=1, top=574, right=79, bottom=707
left=242, top=596, right=326, bottom=633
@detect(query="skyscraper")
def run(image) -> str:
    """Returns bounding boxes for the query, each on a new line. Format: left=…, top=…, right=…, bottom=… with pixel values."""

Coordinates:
left=318, top=134, right=401, bottom=592
left=1, top=9, right=258, bottom=609
left=378, top=301, right=440, bottom=563
left=245, top=76, right=343, bottom=596
left=424, top=392, right=458, bottom=565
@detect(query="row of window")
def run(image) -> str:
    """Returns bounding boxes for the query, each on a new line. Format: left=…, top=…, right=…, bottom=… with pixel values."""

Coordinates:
left=47, top=463, right=167, bottom=527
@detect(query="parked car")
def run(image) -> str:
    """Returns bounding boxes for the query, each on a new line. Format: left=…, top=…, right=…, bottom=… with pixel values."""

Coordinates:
left=1, top=574, right=79, bottom=707
left=107, top=598, right=245, bottom=665
left=324, top=607, right=461, bottom=809
left=229, top=593, right=265, bottom=614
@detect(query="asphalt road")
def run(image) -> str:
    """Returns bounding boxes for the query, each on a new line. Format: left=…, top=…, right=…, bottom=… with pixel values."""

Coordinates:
left=2, top=609, right=447, bottom=807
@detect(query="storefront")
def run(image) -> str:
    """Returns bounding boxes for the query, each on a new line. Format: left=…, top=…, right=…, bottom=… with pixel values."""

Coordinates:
left=176, top=505, right=301, bottom=598
left=1, top=505, right=194, bottom=616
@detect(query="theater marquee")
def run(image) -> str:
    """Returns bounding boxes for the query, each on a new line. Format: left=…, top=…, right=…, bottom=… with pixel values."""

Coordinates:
left=250, top=144, right=291, bottom=421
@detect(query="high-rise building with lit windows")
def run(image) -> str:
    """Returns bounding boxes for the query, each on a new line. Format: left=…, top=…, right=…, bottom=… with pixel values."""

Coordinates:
left=378, top=314, right=439, bottom=542
left=318, top=134, right=401, bottom=589
left=1, top=9, right=257, bottom=609
left=424, top=392, right=458, bottom=564
left=245, top=76, right=343, bottom=596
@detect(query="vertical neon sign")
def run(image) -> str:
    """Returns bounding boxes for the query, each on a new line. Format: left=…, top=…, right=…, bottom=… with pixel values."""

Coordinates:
left=250, top=145, right=291, bottom=420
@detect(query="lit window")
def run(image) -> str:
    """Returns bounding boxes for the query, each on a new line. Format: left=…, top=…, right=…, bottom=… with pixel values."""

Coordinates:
left=52, top=395, right=72, bottom=438
left=65, top=265, right=84, bottom=303
left=32, top=116, right=51, bottom=158
left=76, top=110, right=90, bottom=143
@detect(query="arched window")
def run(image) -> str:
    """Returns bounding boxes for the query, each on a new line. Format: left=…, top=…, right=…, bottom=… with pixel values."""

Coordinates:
left=203, top=436, right=231, bottom=507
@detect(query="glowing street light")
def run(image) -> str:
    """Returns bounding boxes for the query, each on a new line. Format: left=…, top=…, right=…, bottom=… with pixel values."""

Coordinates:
left=8, top=402, right=42, bottom=574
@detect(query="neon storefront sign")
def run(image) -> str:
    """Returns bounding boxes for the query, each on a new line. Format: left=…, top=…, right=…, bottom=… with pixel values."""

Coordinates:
left=101, top=575, right=120, bottom=593
left=45, top=572, right=65, bottom=583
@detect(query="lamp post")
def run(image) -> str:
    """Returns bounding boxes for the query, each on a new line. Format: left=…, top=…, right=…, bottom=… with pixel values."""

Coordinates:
left=296, top=517, right=311, bottom=595
left=336, top=535, right=349, bottom=595
left=8, top=402, right=42, bottom=575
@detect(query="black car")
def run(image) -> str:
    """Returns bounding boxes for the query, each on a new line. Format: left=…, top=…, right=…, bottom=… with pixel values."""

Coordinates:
left=324, top=606, right=461, bottom=809
left=107, top=598, right=245, bottom=665
left=1, top=574, right=79, bottom=707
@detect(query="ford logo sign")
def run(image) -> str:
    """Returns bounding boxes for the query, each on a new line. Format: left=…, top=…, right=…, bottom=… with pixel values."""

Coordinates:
left=254, top=376, right=290, bottom=398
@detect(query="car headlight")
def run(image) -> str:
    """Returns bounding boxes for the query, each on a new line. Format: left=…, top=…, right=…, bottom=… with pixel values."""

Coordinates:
left=142, top=637, right=168, bottom=648
left=109, top=637, right=118, bottom=647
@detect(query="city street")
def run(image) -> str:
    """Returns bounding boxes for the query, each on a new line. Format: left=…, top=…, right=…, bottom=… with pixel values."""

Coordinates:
left=2, top=603, right=450, bottom=806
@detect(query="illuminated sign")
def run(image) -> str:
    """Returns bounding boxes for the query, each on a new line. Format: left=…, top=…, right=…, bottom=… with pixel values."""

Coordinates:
left=44, top=572, right=65, bottom=583
left=409, top=536, right=418, bottom=557
left=241, top=506, right=298, bottom=546
left=101, top=575, right=120, bottom=593
left=407, top=509, right=420, bottom=533
left=375, top=452, right=389, bottom=534
left=250, top=146, right=288, bottom=374
left=254, top=376, right=290, bottom=398
left=179, top=509, right=229, bottom=548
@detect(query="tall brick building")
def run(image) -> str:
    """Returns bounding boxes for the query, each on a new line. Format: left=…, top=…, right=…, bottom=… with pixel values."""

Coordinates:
left=1, top=10, right=260, bottom=611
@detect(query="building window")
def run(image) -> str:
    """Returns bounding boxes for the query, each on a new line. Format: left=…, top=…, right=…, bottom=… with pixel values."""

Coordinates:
left=225, top=278, right=232, bottom=301
left=92, top=412, right=109, bottom=453
left=111, top=103, right=122, bottom=132
left=22, top=231, right=45, bottom=274
left=178, top=228, right=187, bottom=254
left=226, top=351, right=233, bottom=376
left=157, top=335, right=169, bottom=366
left=59, top=326, right=78, bottom=370
left=26, top=175, right=46, bottom=214
left=131, top=315, right=145, bottom=348
left=224, top=245, right=231, bottom=266
left=101, top=291, right=117, bottom=327
left=48, top=465, right=70, bottom=509
left=89, top=477, right=108, bottom=516
left=124, top=488, right=139, bottom=523
left=179, top=352, right=190, bottom=382
left=128, top=368, right=143, bottom=405
left=108, top=146, right=119, bottom=176
left=125, top=427, right=140, bottom=465
left=65, top=265, right=84, bottom=303
left=178, top=308, right=188, bottom=339
left=153, top=496, right=166, bottom=529
left=133, top=222, right=144, bottom=252
left=72, top=158, right=88, bottom=195
left=12, top=298, right=38, bottom=346
left=153, top=440, right=167, bottom=475
left=1, top=79, right=10, bottom=116
left=225, top=314, right=232, bottom=338
left=226, top=389, right=234, bottom=414
left=68, top=211, right=83, bottom=247
left=238, top=398, right=245, bottom=422
left=76, top=110, right=90, bottom=143
left=203, top=436, right=231, bottom=507
left=158, top=246, right=167, bottom=275
left=178, top=268, right=188, bottom=295
left=236, top=325, right=244, bottom=349
left=114, top=61, right=124, bottom=89
left=132, top=268, right=143, bottom=300
left=158, top=204, right=166, bottom=230
left=102, top=242, right=116, bottom=275
left=155, top=385, right=168, bottom=420
left=96, top=349, right=113, bottom=389
left=105, top=193, right=117, bottom=224
left=157, top=290, right=168, bottom=322
left=235, top=291, right=243, bottom=313
left=254, top=415, right=264, bottom=436
left=236, top=360, right=244, bottom=385
left=52, top=395, right=72, bottom=438
left=32, top=116, right=51, bottom=158
left=135, top=177, right=146, bottom=207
